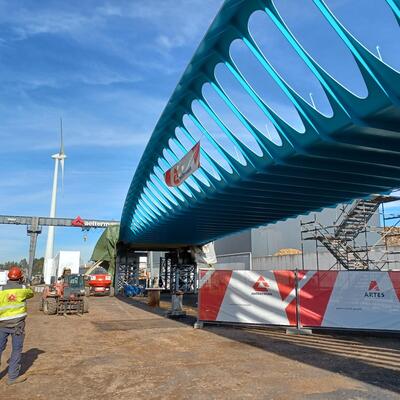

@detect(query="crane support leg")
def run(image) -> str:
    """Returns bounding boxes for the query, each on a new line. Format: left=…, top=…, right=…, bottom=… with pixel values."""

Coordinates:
left=27, top=217, right=42, bottom=280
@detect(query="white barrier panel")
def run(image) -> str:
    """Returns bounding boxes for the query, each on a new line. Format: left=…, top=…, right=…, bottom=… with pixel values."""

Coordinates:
left=199, top=270, right=297, bottom=326
left=199, top=270, right=400, bottom=331
left=299, top=270, right=400, bottom=330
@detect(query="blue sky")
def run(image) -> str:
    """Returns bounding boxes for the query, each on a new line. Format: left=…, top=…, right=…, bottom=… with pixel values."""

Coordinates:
left=0, top=0, right=224, bottom=262
left=0, top=0, right=399, bottom=263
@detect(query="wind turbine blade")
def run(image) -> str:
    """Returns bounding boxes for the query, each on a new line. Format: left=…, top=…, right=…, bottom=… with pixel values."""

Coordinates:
left=60, top=158, right=65, bottom=193
left=60, top=117, right=64, bottom=155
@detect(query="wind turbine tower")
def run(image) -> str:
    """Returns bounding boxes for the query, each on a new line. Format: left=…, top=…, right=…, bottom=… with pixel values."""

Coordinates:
left=43, top=119, right=66, bottom=284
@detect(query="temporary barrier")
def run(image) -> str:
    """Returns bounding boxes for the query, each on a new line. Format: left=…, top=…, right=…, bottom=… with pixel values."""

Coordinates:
left=298, top=270, right=400, bottom=331
left=198, top=269, right=400, bottom=332
left=199, top=270, right=298, bottom=326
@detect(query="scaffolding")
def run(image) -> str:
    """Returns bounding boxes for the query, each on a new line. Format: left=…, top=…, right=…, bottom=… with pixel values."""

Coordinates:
left=115, top=249, right=147, bottom=294
left=159, top=251, right=197, bottom=293
left=300, top=195, right=400, bottom=271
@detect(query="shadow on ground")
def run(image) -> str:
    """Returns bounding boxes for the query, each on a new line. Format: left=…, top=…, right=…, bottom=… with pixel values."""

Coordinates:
left=116, top=294, right=197, bottom=327
left=118, top=294, right=400, bottom=396
left=208, top=325, right=400, bottom=395
left=0, top=348, right=44, bottom=380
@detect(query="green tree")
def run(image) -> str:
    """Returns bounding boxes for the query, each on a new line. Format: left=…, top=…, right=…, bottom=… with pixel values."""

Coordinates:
left=19, top=258, right=28, bottom=274
left=32, top=257, right=44, bottom=276
left=0, top=258, right=44, bottom=276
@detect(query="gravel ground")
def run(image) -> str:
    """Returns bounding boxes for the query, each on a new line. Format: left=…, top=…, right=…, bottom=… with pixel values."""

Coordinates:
left=0, top=294, right=399, bottom=400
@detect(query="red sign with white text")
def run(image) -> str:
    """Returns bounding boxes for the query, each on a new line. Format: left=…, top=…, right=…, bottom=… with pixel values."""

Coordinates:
left=164, top=142, right=200, bottom=187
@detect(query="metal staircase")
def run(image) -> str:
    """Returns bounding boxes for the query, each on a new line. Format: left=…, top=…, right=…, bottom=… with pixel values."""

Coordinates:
left=334, top=196, right=397, bottom=241
left=305, top=222, right=371, bottom=270
left=335, top=200, right=379, bottom=240
left=301, top=195, right=400, bottom=270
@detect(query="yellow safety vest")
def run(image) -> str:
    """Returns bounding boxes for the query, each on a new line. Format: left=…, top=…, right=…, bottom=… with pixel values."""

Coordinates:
left=0, top=285, right=34, bottom=322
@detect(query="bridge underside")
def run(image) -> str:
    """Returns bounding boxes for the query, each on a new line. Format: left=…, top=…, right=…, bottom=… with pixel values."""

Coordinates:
left=119, top=242, right=196, bottom=252
left=120, top=0, right=400, bottom=249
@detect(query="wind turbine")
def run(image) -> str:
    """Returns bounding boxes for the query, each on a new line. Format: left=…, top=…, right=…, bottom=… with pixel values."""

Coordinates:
left=43, top=119, right=66, bottom=284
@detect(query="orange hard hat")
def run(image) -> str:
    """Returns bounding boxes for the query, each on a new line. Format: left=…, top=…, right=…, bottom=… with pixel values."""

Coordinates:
left=8, top=266, right=23, bottom=281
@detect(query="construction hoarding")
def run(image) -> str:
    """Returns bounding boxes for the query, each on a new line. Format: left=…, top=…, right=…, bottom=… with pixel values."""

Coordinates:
left=198, top=270, right=400, bottom=331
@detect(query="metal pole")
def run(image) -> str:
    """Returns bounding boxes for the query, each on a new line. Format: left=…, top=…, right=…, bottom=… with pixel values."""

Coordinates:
left=382, top=203, right=389, bottom=270
left=295, top=269, right=300, bottom=330
left=197, top=268, right=202, bottom=322
left=194, top=262, right=198, bottom=294
left=364, top=219, right=370, bottom=269
left=115, top=253, right=121, bottom=294
left=175, top=269, right=180, bottom=293
left=300, top=220, right=305, bottom=270
left=27, top=217, right=41, bottom=281
left=27, top=232, right=37, bottom=279
left=314, top=215, right=320, bottom=271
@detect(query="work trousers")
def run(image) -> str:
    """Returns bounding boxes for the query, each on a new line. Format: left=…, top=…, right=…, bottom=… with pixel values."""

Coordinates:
left=0, top=321, right=25, bottom=380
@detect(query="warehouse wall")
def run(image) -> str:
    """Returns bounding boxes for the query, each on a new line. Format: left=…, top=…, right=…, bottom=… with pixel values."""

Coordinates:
left=253, top=245, right=400, bottom=271
left=215, top=202, right=381, bottom=260
left=214, top=229, right=251, bottom=255
left=251, top=205, right=380, bottom=258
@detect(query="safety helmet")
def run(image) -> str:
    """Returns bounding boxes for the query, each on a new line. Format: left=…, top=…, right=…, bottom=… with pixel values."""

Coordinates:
left=8, top=266, right=23, bottom=281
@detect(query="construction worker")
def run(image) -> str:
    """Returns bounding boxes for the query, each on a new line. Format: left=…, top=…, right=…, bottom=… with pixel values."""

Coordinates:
left=0, top=266, right=34, bottom=385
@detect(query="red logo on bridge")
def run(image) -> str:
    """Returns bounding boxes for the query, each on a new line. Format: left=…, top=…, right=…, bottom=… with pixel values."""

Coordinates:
left=253, top=276, right=270, bottom=292
left=72, top=216, right=85, bottom=227
left=368, top=280, right=380, bottom=292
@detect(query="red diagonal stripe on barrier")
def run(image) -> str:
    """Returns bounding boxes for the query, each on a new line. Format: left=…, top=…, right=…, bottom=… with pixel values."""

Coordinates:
left=273, top=270, right=295, bottom=301
left=199, top=270, right=232, bottom=321
left=274, top=270, right=306, bottom=326
left=299, top=271, right=338, bottom=327
left=388, top=272, right=400, bottom=302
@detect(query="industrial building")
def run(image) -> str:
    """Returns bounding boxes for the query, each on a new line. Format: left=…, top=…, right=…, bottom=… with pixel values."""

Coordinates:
left=217, top=196, right=400, bottom=271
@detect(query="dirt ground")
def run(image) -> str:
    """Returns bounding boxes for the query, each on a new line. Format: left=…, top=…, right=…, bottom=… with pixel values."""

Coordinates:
left=0, top=294, right=399, bottom=400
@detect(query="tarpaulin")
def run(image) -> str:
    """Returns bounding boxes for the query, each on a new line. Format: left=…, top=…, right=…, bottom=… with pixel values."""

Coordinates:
left=192, top=242, right=217, bottom=267
left=91, top=225, right=119, bottom=281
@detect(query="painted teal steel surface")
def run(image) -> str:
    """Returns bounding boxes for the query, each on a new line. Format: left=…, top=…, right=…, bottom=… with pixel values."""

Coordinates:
left=120, top=0, right=400, bottom=249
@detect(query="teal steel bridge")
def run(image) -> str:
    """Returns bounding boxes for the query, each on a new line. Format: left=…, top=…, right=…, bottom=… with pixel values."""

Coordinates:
left=120, top=0, right=400, bottom=249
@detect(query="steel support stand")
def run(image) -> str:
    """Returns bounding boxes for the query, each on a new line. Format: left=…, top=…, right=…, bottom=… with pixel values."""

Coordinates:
left=286, top=269, right=312, bottom=335
left=115, top=254, right=121, bottom=294
left=194, top=271, right=203, bottom=329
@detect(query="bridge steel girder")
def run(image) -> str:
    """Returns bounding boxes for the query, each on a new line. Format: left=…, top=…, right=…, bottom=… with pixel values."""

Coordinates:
left=120, top=0, right=400, bottom=250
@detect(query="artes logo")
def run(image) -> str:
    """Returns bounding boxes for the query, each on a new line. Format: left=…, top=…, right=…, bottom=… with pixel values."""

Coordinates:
left=368, top=280, right=380, bottom=292
left=252, top=276, right=272, bottom=295
left=365, top=280, right=385, bottom=298
left=7, top=294, right=17, bottom=302
left=72, top=216, right=85, bottom=227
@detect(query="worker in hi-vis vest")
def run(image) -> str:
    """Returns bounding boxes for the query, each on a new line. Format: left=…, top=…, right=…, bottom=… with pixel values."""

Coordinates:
left=0, top=266, right=34, bottom=385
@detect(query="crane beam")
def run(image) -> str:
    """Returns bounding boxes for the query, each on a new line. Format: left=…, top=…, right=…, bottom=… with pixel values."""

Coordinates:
left=0, top=214, right=119, bottom=279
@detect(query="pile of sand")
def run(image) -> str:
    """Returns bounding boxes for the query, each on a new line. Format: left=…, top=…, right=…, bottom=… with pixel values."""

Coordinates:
left=381, top=227, right=400, bottom=246
left=273, top=248, right=302, bottom=256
